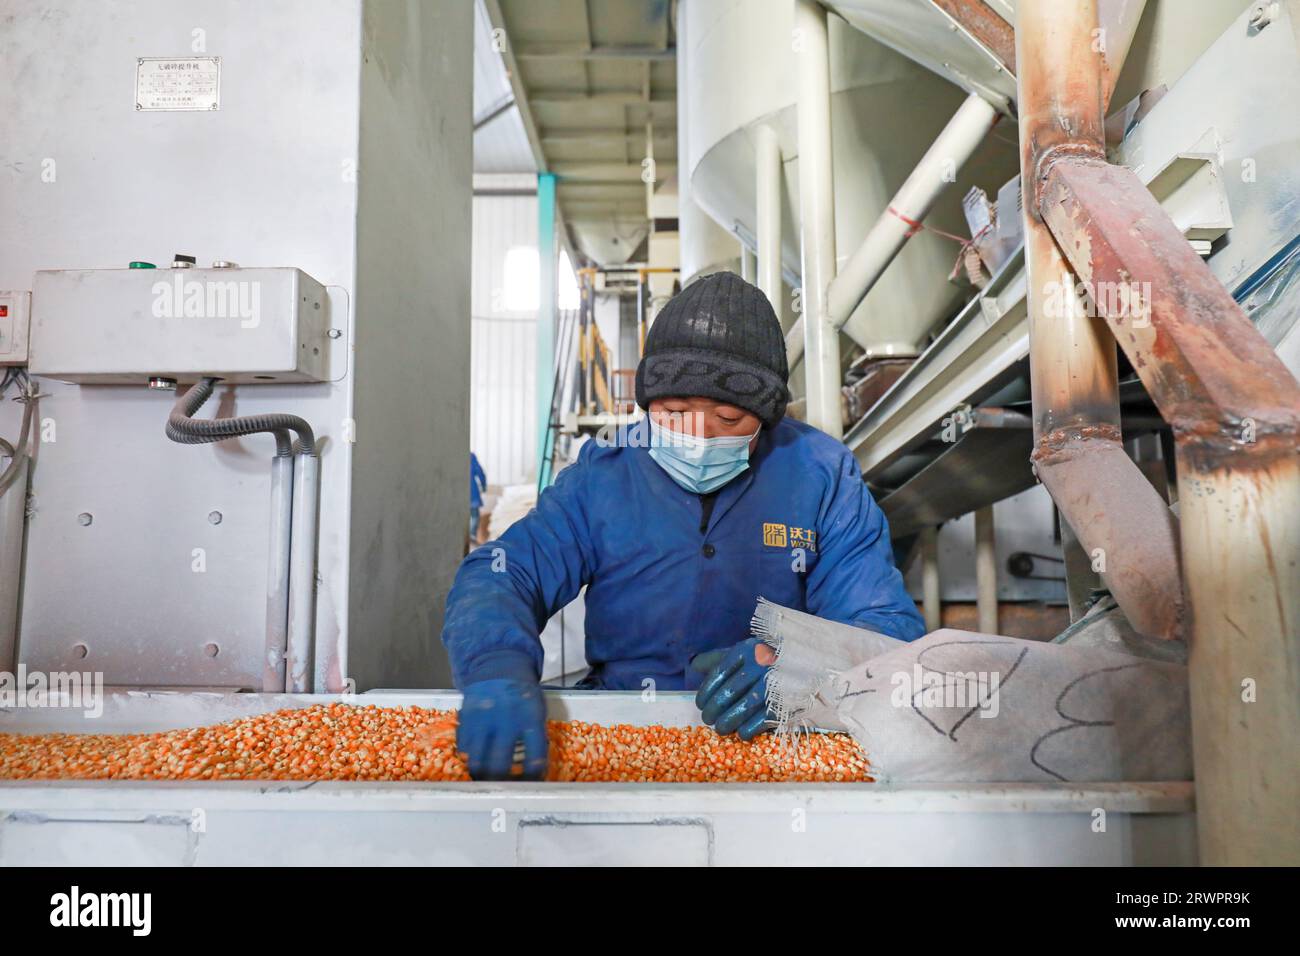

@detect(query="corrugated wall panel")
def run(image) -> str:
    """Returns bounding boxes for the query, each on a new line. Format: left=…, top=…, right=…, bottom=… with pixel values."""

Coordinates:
left=472, top=193, right=539, bottom=486
left=471, top=316, right=537, bottom=487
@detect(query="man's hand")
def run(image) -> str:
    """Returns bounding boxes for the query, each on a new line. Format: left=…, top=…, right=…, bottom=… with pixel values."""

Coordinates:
left=456, top=679, right=549, bottom=780
left=690, top=638, right=777, bottom=741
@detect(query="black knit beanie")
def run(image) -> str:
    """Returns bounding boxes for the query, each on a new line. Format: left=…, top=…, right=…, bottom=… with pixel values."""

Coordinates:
left=634, top=272, right=790, bottom=427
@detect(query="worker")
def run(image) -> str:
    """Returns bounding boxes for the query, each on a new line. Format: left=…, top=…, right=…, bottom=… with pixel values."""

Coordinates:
left=442, top=271, right=924, bottom=779
left=469, top=451, right=487, bottom=543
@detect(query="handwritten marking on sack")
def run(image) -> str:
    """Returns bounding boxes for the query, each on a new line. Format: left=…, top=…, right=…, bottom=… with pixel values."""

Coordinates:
left=1029, top=662, right=1145, bottom=782
left=898, top=641, right=1026, bottom=739
left=836, top=667, right=877, bottom=700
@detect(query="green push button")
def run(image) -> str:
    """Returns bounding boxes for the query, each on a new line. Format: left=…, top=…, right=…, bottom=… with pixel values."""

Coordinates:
left=128, top=261, right=157, bottom=269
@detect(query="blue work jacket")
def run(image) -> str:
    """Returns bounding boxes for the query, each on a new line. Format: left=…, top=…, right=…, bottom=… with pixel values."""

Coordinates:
left=469, top=453, right=486, bottom=509
left=442, top=417, right=925, bottom=690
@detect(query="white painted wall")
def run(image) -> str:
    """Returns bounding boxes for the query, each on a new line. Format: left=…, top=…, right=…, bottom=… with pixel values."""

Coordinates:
left=0, top=0, right=472, bottom=691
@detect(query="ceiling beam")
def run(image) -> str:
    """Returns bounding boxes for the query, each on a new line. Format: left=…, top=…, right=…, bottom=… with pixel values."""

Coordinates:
left=556, top=184, right=648, bottom=201
left=529, top=90, right=676, bottom=106
left=552, top=161, right=676, bottom=182
left=542, top=130, right=677, bottom=148
left=513, top=43, right=676, bottom=61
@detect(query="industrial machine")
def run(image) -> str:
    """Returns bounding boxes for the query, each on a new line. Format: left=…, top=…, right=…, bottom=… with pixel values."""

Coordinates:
left=2, top=0, right=1297, bottom=867
left=683, top=0, right=1297, bottom=866
left=0, top=0, right=473, bottom=693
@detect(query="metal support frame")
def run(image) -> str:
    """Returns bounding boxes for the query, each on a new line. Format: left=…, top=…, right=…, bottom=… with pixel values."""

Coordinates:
left=974, top=504, right=998, bottom=634
left=1016, top=0, right=1184, bottom=645
left=929, top=0, right=1016, bottom=72
left=794, top=0, right=842, bottom=438
left=536, top=172, right=558, bottom=481
left=1058, top=513, right=1103, bottom=622
left=920, top=525, right=942, bottom=632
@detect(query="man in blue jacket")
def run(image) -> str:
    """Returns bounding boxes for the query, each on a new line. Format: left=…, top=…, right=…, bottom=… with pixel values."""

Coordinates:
left=442, top=271, right=924, bottom=779
left=468, top=451, right=487, bottom=542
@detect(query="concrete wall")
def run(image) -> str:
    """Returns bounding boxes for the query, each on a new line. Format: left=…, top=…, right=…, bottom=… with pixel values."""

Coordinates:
left=348, top=0, right=473, bottom=691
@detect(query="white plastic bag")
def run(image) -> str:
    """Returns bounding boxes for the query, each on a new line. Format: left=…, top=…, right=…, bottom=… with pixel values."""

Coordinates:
left=761, top=602, right=1192, bottom=783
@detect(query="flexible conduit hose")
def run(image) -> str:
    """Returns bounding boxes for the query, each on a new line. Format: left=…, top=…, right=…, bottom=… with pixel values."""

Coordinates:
left=0, top=438, right=16, bottom=489
left=166, top=377, right=315, bottom=456
left=0, top=381, right=36, bottom=498
left=164, top=376, right=319, bottom=693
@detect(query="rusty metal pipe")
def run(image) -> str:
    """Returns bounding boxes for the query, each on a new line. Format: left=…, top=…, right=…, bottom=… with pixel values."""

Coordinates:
left=1017, top=0, right=1186, bottom=643
left=1034, top=430, right=1184, bottom=638
left=1040, top=156, right=1300, bottom=866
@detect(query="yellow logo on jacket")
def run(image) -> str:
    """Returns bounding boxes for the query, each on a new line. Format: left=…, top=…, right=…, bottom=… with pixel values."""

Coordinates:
left=763, top=522, right=817, bottom=552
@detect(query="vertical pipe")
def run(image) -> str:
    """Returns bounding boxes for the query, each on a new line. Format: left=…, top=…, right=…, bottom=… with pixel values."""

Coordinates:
left=287, top=451, right=320, bottom=694
left=536, top=171, right=558, bottom=478
left=577, top=271, right=589, bottom=413
left=636, top=271, right=647, bottom=359
left=605, top=331, right=615, bottom=411
left=740, top=246, right=757, bottom=283
left=755, top=123, right=783, bottom=313
left=785, top=92, right=998, bottom=369
left=0, top=447, right=28, bottom=672
left=1016, top=0, right=1184, bottom=642
left=920, top=525, right=941, bottom=632
left=263, top=452, right=294, bottom=691
left=583, top=272, right=595, bottom=415
left=1017, top=0, right=1114, bottom=443
left=794, top=0, right=842, bottom=439
left=827, top=91, right=995, bottom=331
left=974, top=505, right=998, bottom=634
left=1098, top=0, right=1149, bottom=106
left=1179, top=445, right=1300, bottom=864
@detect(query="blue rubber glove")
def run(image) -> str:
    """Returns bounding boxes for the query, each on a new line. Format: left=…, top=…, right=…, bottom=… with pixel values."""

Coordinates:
left=456, top=679, right=549, bottom=781
left=691, top=637, right=774, bottom=741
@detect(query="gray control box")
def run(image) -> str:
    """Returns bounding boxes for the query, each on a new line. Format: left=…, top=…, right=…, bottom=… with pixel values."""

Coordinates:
left=28, top=267, right=329, bottom=384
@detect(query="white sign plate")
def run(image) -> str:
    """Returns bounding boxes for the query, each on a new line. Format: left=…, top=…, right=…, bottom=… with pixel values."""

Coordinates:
left=135, top=57, right=221, bottom=111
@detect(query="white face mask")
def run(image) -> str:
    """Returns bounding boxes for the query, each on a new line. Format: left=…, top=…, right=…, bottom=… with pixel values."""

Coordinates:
left=648, top=415, right=760, bottom=494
